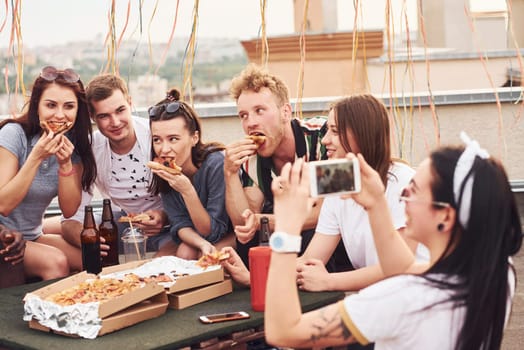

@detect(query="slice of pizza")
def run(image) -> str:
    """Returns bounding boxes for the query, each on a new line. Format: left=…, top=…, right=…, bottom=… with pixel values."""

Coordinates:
left=142, top=273, right=173, bottom=284
left=45, top=275, right=143, bottom=306
left=40, top=120, right=74, bottom=135
left=147, top=158, right=182, bottom=175
left=195, top=251, right=231, bottom=269
left=117, top=213, right=152, bottom=223
left=246, top=134, right=266, bottom=147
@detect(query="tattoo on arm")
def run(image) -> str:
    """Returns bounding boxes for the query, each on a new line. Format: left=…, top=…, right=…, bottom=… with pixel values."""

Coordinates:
left=304, top=306, right=354, bottom=346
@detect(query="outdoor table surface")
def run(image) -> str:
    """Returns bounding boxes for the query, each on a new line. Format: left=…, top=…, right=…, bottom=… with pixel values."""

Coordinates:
left=0, top=278, right=344, bottom=350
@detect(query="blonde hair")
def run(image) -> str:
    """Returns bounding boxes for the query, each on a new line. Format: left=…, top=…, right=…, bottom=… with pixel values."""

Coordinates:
left=229, top=63, right=289, bottom=107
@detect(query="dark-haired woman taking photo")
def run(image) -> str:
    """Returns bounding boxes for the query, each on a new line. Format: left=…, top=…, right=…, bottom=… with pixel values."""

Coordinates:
left=265, top=133, right=522, bottom=349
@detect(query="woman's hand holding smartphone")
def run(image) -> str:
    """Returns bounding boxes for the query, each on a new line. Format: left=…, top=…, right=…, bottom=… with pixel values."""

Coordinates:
left=308, top=158, right=361, bottom=197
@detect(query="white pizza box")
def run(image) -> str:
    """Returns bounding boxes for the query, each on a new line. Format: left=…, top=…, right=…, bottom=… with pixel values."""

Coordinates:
left=168, top=278, right=233, bottom=310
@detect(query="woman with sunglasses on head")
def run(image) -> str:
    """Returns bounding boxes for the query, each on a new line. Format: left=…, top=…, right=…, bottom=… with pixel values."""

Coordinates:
left=0, top=66, right=96, bottom=281
left=297, top=94, right=428, bottom=293
left=264, top=133, right=522, bottom=349
left=148, top=88, right=234, bottom=259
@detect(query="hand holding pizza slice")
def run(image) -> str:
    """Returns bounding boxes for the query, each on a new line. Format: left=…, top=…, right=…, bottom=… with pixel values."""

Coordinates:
left=196, top=251, right=231, bottom=269
left=118, top=213, right=152, bottom=223
left=40, top=120, right=74, bottom=135
left=147, top=158, right=182, bottom=175
left=246, top=134, right=266, bottom=147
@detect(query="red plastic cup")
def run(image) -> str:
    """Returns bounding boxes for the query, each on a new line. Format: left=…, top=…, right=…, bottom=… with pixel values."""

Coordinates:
left=249, top=246, right=272, bottom=311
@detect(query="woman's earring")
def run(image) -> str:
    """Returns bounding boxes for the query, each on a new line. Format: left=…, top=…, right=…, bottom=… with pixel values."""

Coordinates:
left=437, top=223, right=445, bottom=232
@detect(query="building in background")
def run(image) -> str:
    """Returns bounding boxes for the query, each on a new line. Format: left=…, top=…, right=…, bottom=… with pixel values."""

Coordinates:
left=128, top=75, right=168, bottom=110
left=241, top=0, right=524, bottom=98
left=237, top=0, right=524, bottom=182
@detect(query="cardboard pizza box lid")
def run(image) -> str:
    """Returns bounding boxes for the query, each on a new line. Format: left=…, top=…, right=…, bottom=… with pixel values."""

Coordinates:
left=168, top=278, right=233, bottom=310
left=102, top=258, right=226, bottom=294
left=165, top=266, right=225, bottom=294
left=28, top=292, right=168, bottom=337
left=24, top=270, right=165, bottom=319
left=99, top=292, right=168, bottom=336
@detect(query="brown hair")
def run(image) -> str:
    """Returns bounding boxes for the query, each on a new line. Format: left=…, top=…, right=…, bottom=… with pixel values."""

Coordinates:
left=229, top=63, right=289, bottom=107
left=85, top=74, right=130, bottom=116
left=148, top=88, right=225, bottom=194
left=0, top=70, right=96, bottom=191
left=331, top=94, right=392, bottom=185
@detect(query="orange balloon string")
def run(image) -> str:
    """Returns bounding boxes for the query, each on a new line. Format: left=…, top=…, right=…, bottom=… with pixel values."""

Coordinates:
left=464, top=4, right=506, bottom=159
left=155, top=0, right=180, bottom=76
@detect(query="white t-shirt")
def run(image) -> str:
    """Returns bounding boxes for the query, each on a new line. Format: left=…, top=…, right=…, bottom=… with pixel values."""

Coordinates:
left=108, top=142, right=158, bottom=215
left=340, top=270, right=515, bottom=349
left=316, top=162, right=428, bottom=268
left=67, top=116, right=162, bottom=222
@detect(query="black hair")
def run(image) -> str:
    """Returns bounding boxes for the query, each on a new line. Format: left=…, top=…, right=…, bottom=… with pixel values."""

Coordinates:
left=424, top=146, right=522, bottom=349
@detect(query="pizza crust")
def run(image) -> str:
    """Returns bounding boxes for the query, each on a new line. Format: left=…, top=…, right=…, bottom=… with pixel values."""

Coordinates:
left=45, top=274, right=143, bottom=306
left=246, top=134, right=266, bottom=146
left=147, top=159, right=182, bottom=175
left=40, top=120, right=73, bottom=135
left=117, top=213, right=152, bottom=223
left=196, top=251, right=231, bottom=269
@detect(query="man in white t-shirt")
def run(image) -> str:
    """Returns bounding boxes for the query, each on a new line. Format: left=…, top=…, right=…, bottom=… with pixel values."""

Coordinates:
left=60, top=74, right=170, bottom=252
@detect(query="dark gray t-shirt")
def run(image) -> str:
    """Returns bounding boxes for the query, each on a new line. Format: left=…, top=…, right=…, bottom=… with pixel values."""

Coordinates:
left=163, top=151, right=229, bottom=244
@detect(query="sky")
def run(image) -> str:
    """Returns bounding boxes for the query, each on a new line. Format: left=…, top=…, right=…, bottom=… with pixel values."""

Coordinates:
left=0, top=0, right=508, bottom=48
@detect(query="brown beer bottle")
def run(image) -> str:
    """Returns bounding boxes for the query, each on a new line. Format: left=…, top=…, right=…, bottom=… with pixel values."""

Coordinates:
left=99, top=199, right=119, bottom=267
left=259, top=216, right=270, bottom=246
left=0, top=230, right=26, bottom=288
left=81, top=205, right=101, bottom=274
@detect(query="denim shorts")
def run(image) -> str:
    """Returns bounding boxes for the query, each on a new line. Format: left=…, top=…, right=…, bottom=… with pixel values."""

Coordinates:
left=171, top=226, right=224, bottom=245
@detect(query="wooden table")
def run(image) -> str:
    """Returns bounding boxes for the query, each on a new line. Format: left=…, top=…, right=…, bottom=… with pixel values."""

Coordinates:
left=0, top=279, right=344, bottom=350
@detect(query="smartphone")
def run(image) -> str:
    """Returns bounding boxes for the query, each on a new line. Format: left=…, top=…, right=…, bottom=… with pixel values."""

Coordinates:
left=199, top=311, right=250, bottom=324
left=308, top=158, right=361, bottom=197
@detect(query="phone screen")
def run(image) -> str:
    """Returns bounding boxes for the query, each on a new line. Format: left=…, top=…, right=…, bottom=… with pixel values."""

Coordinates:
left=309, top=158, right=361, bottom=197
left=199, top=311, right=250, bottom=324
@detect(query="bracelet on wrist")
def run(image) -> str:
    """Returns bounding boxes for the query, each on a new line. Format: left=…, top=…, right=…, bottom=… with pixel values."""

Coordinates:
left=58, top=167, right=77, bottom=177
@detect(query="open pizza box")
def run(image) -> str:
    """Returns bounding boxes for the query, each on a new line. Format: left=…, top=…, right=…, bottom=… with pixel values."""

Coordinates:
left=101, top=257, right=232, bottom=309
left=24, top=269, right=168, bottom=339
left=28, top=293, right=168, bottom=338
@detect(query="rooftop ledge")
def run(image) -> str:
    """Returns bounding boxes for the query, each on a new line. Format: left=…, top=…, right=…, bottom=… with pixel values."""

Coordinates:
left=134, top=87, right=524, bottom=118
left=373, top=48, right=524, bottom=63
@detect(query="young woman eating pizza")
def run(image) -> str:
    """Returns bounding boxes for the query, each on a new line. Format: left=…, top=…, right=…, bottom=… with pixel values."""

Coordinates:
left=0, top=66, right=97, bottom=280
left=147, top=88, right=234, bottom=260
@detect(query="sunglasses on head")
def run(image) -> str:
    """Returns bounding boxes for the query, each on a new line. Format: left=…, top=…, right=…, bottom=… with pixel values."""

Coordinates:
left=40, top=66, right=80, bottom=83
left=148, top=101, right=183, bottom=118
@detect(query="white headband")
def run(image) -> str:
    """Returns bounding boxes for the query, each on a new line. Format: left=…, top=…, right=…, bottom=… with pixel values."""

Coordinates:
left=453, top=131, right=490, bottom=229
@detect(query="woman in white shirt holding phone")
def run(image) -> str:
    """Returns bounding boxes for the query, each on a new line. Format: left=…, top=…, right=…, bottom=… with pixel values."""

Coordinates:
left=297, top=94, right=428, bottom=292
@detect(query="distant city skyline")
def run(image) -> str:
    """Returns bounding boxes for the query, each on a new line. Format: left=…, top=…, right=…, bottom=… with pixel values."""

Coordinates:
left=0, top=1, right=507, bottom=49
left=4, top=0, right=296, bottom=48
